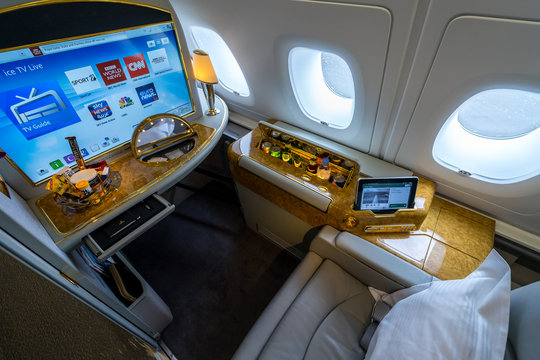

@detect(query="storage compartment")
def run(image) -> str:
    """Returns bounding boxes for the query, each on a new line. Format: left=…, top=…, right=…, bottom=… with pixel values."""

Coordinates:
left=85, top=193, right=174, bottom=261
left=71, top=246, right=173, bottom=333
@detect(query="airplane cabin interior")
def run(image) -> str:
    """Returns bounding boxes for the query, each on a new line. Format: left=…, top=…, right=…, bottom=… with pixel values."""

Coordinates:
left=0, top=0, right=539, bottom=359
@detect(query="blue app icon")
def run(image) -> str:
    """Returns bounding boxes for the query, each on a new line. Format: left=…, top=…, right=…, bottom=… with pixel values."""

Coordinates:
left=0, top=80, right=81, bottom=140
left=87, top=100, right=112, bottom=120
left=136, top=83, right=159, bottom=105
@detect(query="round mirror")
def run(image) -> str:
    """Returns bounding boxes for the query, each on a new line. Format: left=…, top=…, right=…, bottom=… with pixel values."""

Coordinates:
left=131, top=114, right=196, bottom=163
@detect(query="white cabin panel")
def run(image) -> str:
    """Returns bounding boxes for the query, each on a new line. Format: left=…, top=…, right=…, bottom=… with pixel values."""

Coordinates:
left=394, top=16, right=540, bottom=236
left=172, top=0, right=421, bottom=153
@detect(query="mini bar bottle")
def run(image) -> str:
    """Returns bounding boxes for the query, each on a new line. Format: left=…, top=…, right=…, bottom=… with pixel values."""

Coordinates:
left=317, top=158, right=331, bottom=180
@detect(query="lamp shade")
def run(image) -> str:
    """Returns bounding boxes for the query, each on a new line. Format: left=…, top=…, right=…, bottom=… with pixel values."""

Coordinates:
left=192, top=49, right=218, bottom=84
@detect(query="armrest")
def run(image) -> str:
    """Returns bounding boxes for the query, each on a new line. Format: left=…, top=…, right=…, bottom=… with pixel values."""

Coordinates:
left=232, top=252, right=323, bottom=360
left=310, top=226, right=435, bottom=293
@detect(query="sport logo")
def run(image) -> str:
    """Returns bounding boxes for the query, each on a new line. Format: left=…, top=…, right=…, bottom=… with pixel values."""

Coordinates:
left=96, top=59, right=127, bottom=86
left=88, top=100, right=112, bottom=120
left=118, top=96, right=134, bottom=109
left=64, top=66, right=101, bottom=95
left=136, top=83, right=159, bottom=105
left=123, top=53, right=149, bottom=79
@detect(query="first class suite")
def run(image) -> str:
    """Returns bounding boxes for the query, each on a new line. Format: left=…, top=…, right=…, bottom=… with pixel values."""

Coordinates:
left=0, top=0, right=539, bottom=359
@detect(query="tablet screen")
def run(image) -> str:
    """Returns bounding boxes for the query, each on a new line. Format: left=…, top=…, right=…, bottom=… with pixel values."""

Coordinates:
left=354, top=177, right=418, bottom=213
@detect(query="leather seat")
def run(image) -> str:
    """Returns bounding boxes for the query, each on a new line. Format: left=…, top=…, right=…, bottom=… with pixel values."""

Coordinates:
left=232, top=226, right=434, bottom=360
left=505, top=281, right=540, bottom=360
left=233, top=225, right=540, bottom=360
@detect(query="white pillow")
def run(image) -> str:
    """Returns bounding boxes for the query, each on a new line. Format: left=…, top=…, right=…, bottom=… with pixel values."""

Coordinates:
left=366, top=249, right=511, bottom=360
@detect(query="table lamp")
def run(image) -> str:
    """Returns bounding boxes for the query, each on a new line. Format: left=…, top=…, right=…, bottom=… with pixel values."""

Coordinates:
left=192, top=49, right=220, bottom=116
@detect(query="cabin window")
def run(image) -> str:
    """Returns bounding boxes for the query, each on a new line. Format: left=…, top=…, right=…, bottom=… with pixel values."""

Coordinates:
left=191, top=26, right=250, bottom=97
left=288, top=47, right=354, bottom=129
left=432, top=89, right=540, bottom=184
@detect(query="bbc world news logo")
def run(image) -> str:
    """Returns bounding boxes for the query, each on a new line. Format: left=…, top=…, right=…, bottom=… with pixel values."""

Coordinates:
left=123, top=53, right=149, bottom=79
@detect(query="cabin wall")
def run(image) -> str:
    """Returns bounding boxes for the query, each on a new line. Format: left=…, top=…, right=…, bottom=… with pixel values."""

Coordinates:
left=172, top=0, right=540, bottom=241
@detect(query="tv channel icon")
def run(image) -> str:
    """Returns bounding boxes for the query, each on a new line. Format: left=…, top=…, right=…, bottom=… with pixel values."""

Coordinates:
left=0, top=80, right=81, bottom=140
left=147, top=48, right=170, bottom=73
left=136, top=83, right=159, bottom=105
left=123, top=53, right=149, bottom=79
left=96, top=59, right=127, bottom=86
left=118, top=96, right=134, bottom=109
left=29, top=46, right=43, bottom=57
left=87, top=100, right=113, bottom=120
left=64, top=66, right=101, bottom=95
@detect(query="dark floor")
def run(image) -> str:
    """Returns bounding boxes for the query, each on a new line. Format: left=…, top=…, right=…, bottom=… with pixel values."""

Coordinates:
left=123, top=181, right=300, bottom=360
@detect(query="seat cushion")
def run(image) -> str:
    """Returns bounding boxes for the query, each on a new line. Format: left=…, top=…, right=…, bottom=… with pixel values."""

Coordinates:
left=507, top=281, right=540, bottom=360
left=258, top=259, right=374, bottom=360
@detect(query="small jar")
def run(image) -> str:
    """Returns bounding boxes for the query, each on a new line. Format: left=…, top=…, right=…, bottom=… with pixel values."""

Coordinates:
left=330, top=154, right=343, bottom=166
left=342, top=160, right=354, bottom=170
left=261, top=141, right=272, bottom=153
left=282, top=151, right=291, bottom=162
left=332, top=173, right=346, bottom=188
left=75, top=180, right=93, bottom=197
left=307, top=157, right=318, bottom=174
left=270, top=146, right=281, bottom=158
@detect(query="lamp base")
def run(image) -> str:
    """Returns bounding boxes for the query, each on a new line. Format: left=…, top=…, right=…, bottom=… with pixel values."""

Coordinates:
left=206, top=108, right=221, bottom=116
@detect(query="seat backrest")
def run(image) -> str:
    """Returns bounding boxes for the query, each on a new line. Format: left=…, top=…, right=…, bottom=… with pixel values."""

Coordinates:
left=505, top=281, right=540, bottom=360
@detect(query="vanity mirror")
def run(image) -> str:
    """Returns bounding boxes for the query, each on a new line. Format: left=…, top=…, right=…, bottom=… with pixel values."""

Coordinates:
left=131, top=114, right=197, bottom=164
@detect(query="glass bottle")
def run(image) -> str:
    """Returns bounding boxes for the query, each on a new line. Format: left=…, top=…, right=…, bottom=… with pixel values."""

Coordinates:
left=317, top=158, right=331, bottom=180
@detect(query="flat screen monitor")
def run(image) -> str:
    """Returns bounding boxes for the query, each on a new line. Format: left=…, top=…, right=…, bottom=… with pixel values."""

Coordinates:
left=354, top=176, right=418, bottom=214
left=0, top=21, right=194, bottom=185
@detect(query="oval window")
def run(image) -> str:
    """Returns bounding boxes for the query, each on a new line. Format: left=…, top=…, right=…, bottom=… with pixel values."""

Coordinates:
left=433, top=89, right=540, bottom=183
left=191, top=26, right=250, bottom=97
left=289, top=47, right=355, bottom=129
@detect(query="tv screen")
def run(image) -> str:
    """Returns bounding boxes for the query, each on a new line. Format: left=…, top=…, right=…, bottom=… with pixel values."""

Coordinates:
left=0, top=21, right=194, bottom=185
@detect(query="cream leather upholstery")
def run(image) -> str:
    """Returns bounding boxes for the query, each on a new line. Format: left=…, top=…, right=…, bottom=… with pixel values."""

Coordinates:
left=232, top=226, right=434, bottom=360
left=505, top=281, right=540, bottom=360
left=234, top=225, right=539, bottom=360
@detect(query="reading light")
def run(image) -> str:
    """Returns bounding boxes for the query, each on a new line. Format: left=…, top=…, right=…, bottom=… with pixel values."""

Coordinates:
left=192, top=49, right=220, bottom=116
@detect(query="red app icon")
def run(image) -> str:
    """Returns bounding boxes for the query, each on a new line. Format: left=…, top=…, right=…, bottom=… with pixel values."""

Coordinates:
left=29, top=46, right=43, bottom=56
left=123, top=53, right=150, bottom=79
left=96, top=59, right=127, bottom=85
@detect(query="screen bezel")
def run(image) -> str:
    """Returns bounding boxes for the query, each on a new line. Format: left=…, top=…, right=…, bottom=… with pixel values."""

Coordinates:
left=0, top=20, right=196, bottom=186
left=353, top=176, right=419, bottom=214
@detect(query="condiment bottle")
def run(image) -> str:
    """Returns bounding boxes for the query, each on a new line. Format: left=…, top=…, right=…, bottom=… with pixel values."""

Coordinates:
left=317, top=158, right=331, bottom=180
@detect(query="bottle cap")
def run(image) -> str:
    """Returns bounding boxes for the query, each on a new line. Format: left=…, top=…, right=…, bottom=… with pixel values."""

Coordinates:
left=322, top=158, right=330, bottom=166
left=75, top=180, right=90, bottom=190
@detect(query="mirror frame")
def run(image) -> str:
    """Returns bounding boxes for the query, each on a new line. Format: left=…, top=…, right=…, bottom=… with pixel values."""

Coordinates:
left=131, top=113, right=196, bottom=161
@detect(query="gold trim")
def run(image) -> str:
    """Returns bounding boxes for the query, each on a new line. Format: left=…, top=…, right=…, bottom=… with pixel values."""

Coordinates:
left=47, top=96, right=226, bottom=239
left=0, top=174, right=10, bottom=199
left=0, top=1, right=197, bottom=186
left=131, top=113, right=196, bottom=159
left=0, top=0, right=170, bottom=18
left=59, top=271, right=78, bottom=287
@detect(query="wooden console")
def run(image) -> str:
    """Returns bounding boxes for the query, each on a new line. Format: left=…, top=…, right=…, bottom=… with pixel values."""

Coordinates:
left=229, top=122, right=495, bottom=280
